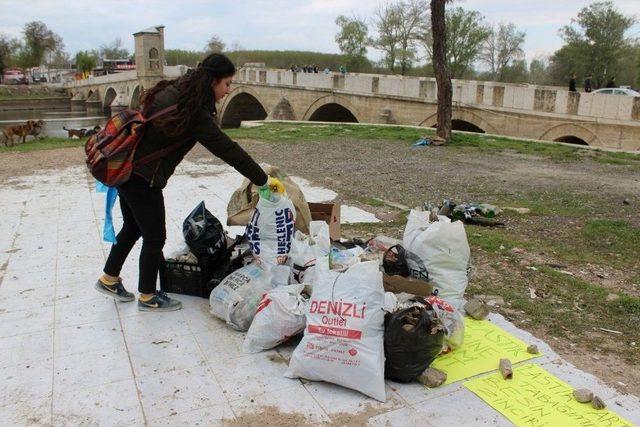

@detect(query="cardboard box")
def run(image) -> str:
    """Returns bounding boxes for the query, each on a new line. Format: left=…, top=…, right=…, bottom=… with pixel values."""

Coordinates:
left=383, top=274, right=433, bottom=297
left=308, top=202, right=341, bottom=241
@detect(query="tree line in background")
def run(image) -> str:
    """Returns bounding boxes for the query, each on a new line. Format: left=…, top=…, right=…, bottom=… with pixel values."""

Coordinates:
left=334, top=1, right=639, bottom=89
left=0, top=21, right=134, bottom=76
left=0, top=2, right=638, bottom=88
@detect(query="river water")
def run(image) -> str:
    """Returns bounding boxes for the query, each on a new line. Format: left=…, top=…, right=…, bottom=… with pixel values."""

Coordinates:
left=0, top=109, right=108, bottom=139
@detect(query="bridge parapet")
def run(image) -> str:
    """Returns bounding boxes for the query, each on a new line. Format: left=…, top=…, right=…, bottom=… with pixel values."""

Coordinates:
left=236, top=68, right=639, bottom=123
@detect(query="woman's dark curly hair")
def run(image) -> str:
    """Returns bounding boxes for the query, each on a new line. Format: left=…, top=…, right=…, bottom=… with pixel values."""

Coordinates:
left=140, top=53, right=235, bottom=137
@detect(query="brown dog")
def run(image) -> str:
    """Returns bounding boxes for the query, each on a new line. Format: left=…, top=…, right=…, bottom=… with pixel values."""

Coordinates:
left=2, top=120, right=37, bottom=146
left=63, top=126, right=87, bottom=139
left=29, top=120, right=45, bottom=139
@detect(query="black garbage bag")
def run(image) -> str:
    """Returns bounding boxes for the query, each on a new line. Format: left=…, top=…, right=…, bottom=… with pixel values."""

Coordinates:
left=383, top=244, right=430, bottom=283
left=384, top=304, right=445, bottom=382
left=183, top=201, right=227, bottom=263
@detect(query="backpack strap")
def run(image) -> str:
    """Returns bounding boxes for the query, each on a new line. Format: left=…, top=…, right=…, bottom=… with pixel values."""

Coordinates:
left=134, top=138, right=188, bottom=167
left=133, top=104, right=187, bottom=167
left=144, top=104, right=178, bottom=122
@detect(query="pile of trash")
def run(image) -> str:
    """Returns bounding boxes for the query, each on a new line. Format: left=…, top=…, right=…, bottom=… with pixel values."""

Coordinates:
left=163, top=170, right=482, bottom=403
left=426, top=199, right=504, bottom=227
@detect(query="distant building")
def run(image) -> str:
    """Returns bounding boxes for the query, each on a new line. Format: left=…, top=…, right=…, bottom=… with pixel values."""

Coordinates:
left=92, top=58, right=136, bottom=76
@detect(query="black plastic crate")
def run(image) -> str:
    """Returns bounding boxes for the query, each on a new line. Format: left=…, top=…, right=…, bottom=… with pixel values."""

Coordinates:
left=159, top=257, right=227, bottom=298
left=159, top=236, right=251, bottom=299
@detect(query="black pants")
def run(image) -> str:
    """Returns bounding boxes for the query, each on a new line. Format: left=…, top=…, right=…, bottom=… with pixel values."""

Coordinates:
left=103, top=175, right=166, bottom=294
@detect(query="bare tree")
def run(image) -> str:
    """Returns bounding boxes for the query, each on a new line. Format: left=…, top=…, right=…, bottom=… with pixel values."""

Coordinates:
left=370, top=3, right=402, bottom=72
left=396, top=0, right=428, bottom=75
left=480, top=23, right=525, bottom=81
left=370, top=1, right=426, bottom=75
left=420, top=7, right=490, bottom=78
left=430, top=0, right=452, bottom=143
left=205, top=35, right=225, bottom=54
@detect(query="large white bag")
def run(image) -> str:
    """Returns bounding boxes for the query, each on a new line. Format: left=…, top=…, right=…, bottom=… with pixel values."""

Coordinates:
left=403, top=210, right=471, bottom=310
left=242, top=284, right=308, bottom=353
left=209, top=264, right=275, bottom=331
left=285, top=259, right=386, bottom=402
left=289, top=221, right=331, bottom=285
left=246, top=194, right=296, bottom=267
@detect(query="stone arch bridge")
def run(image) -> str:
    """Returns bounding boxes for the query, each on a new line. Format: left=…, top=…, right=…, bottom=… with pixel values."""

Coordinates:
left=65, top=67, right=640, bottom=150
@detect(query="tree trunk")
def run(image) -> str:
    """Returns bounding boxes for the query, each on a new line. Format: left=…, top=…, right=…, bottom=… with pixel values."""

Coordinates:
left=431, top=0, right=452, bottom=143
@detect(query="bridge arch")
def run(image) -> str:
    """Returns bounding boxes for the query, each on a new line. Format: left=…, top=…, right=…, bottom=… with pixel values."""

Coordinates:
left=103, top=87, right=117, bottom=111
left=270, top=97, right=296, bottom=120
left=130, top=85, right=141, bottom=109
left=302, top=95, right=360, bottom=123
left=539, top=123, right=598, bottom=146
left=219, top=86, right=268, bottom=128
left=420, top=109, right=496, bottom=134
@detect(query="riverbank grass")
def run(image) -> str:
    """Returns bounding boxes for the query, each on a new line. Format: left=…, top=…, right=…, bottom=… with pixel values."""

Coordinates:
left=0, top=136, right=85, bottom=153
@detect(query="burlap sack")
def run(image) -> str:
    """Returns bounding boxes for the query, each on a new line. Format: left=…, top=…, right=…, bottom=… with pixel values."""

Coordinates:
left=227, top=165, right=311, bottom=234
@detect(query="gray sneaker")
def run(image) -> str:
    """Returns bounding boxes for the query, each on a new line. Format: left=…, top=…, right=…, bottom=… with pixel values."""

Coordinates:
left=94, top=279, right=135, bottom=302
left=138, top=291, right=182, bottom=312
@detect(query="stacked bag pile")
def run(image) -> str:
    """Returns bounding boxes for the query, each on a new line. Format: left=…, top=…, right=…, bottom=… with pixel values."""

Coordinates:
left=200, top=167, right=474, bottom=402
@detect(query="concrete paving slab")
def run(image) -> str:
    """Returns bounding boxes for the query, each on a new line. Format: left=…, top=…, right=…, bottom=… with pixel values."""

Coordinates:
left=0, top=160, right=638, bottom=426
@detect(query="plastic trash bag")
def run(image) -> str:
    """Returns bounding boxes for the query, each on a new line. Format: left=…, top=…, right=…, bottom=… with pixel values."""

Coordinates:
left=242, top=284, right=308, bottom=353
left=285, top=258, right=387, bottom=402
left=183, top=201, right=227, bottom=262
left=403, top=210, right=471, bottom=310
left=246, top=193, right=296, bottom=267
left=384, top=305, right=445, bottom=382
left=289, top=221, right=331, bottom=285
left=209, top=264, right=274, bottom=331
left=426, top=295, right=465, bottom=350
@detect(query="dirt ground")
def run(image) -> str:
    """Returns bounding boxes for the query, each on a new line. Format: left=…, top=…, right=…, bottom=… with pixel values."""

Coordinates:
left=1, top=137, right=639, bottom=397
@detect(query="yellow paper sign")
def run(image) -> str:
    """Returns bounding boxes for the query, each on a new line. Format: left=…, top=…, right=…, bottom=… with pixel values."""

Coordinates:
left=430, top=318, right=541, bottom=384
left=464, top=364, right=633, bottom=427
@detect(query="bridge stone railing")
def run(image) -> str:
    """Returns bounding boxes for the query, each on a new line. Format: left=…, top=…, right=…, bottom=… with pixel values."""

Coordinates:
left=236, top=68, right=640, bottom=123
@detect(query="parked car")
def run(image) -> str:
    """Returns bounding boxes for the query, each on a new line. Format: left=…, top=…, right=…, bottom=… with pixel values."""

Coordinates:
left=2, top=68, right=26, bottom=85
left=592, top=87, right=640, bottom=96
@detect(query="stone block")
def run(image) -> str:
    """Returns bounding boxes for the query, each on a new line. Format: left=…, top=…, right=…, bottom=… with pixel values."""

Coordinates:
left=492, top=86, right=504, bottom=107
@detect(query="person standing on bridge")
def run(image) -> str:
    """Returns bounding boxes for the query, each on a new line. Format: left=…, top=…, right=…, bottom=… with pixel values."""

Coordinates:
left=569, top=73, right=577, bottom=92
left=94, top=53, right=281, bottom=311
left=584, top=74, right=593, bottom=93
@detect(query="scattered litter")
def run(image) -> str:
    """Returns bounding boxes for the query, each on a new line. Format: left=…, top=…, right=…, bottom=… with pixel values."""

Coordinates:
left=151, top=340, right=172, bottom=345
left=598, top=327, right=623, bottom=335
left=528, top=288, right=537, bottom=299
left=503, top=207, right=531, bottom=214
left=526, top=266, right=538, bottom=271
left=559, top=270, right=574, bottom=276
left=499, top=358, right=513, bottom=380
left=573, top=388, right=593, bottom=403
left=623, top=198, right=630, bottom=205
left=412, top=137, right=432, bottom=147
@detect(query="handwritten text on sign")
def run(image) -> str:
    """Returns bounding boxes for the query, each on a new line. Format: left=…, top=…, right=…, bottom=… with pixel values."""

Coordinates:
left=430, top=318, right=541, bottom=384
left=464, top=364, right=633, bottom=427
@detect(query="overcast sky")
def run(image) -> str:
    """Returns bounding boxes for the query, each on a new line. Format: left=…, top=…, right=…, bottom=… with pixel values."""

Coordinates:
left=1, top=0, right=639, bottom=63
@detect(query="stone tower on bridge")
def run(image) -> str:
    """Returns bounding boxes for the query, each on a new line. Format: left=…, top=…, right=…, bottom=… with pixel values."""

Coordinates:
left=133, top=25, right=165, bottom=91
